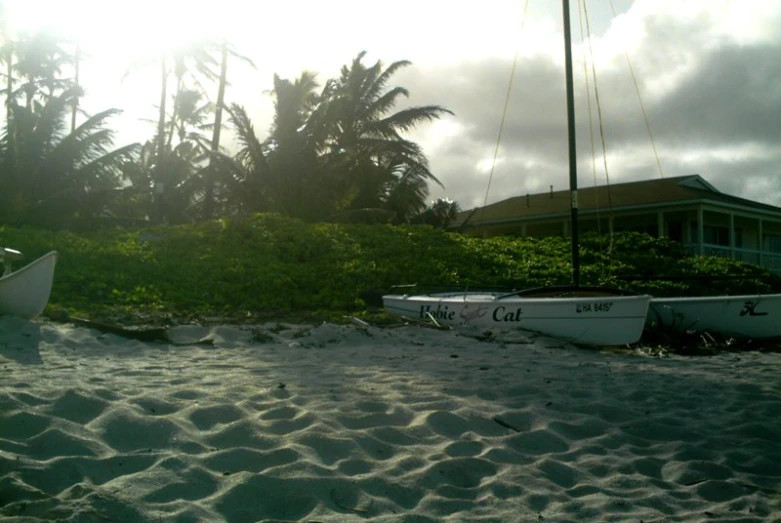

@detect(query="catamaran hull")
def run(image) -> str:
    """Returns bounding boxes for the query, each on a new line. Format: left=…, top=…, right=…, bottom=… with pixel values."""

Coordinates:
left=0, top=251, right=58, bottom=320
left=383, top=292, right=651, bottom=345
left=649, top=294, right=781, bottom=339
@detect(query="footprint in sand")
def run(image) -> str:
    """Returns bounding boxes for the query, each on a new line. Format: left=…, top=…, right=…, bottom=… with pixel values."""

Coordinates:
left=189, top=404, right=245, bottom=431
left=422, top=457, right=497, bottom=489
left=259, top=405, right=299, bottom=420
left=0, top=411, right=50, bottom=440
left=444, top=440, right=485, bottom=458
left=369, top=426, right=425, bottom=447
left=425, top=411, right=507, bottom=439
left=536, top=458, right=582, bottom=489
left=91, top=407, right=188, bottom=453
left=11, top=454, right=157, bottom=498
left=201, top=447, right=299, bottom=475
left=505, top=428, right=570, bottom=456
left=337, top=406, right=413, bottom=431
left=203, top=420, right=275, bottom=451
left=44, top=390, right=109, bottom=424
left=338, top=459, right=374, bottom=476
left=297, top=433, right=357, bottom=465
left=26, top=428, right=105, bottom=459
left=131, top=396, right=180, bottom=417
left=262, top=413, right=316, bottom=435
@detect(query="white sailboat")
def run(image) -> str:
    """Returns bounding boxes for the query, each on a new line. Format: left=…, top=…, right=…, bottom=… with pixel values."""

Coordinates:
left=648, top=294, right=781, bottom=340
left=383, top=0, right=651, bottom=346
left=0, top=248, right=58, bottom=320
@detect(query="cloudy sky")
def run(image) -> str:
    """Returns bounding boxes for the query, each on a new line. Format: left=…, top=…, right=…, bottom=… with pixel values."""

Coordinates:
left=4, top=0, right=781, bottom=210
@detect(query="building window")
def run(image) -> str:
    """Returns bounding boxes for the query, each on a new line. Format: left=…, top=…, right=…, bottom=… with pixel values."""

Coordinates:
left=764, top=234, right=781, bottom=253
left=668, top=220, right=683, bottom=242
left=703, top=225, right=729, bottom=246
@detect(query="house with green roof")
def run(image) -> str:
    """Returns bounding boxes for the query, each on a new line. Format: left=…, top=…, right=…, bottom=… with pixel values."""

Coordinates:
left=451, top=175, right=781, bottom=273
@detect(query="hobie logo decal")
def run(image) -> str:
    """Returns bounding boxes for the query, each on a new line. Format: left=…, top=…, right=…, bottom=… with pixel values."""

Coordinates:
left=419, top=305, right=456, bottom=321
left=492, top=306, right=523, bottom=322
left=576, top=302, right=613, bottom=313
left=460, top=305, right=488, bottom=324
left=739, top=300, right=768, bottom=317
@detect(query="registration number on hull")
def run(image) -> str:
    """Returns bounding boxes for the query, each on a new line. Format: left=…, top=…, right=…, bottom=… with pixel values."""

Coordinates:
left=576, top=302, right=613, bottom=313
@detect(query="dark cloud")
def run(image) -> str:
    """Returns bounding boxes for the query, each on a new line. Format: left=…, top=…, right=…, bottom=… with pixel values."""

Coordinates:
left=400, top=10, right=781, bottom=210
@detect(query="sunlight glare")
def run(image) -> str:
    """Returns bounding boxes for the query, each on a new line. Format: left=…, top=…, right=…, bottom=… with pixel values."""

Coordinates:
left=4, top=0, right=237, bottom=59
left=477, top=157, right=504, bottom=173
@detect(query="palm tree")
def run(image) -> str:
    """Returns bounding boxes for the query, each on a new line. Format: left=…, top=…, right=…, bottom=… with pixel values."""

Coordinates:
left=0, top=87, right=139, bottom=227
left=122, top=41, right=217, bottom=222
left=162, top=88, right=214, bottom=222
left=130, top=38, right=253, bottom=222
left=222, top=72, right=326, bottom=218
left=132, top=86, right=213, bottom=223
left=1, top=30, right=14, bottom=122
left=224, top=53, right=452, bottom=223
left=217, top=103, right=271, bottom=215
left=319, top=51, right=453, bottom=220
left=10, top=31, right=74, bottom=109
left=412, top=197, right=461, bottom=228
left=202, top=39, right=255, bottom=220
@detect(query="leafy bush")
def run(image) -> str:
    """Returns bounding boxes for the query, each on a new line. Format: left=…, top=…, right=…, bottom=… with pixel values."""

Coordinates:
left=2, top=217, right=779, bottom=322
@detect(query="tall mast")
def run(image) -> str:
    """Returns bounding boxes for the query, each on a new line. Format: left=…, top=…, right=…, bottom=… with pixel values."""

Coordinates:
left=562, top=0, right=580, bottom=287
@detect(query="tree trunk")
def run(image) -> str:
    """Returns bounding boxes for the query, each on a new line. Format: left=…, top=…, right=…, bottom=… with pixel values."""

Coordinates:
left=5, top=48, right=12, bottom=121
left=70, top=44, right=80, bottom=132
left=155, top=54, right=168, bottom=223
left=166, top=74, right=183, bottom=151
left=203, top=40, right=228, bottom=220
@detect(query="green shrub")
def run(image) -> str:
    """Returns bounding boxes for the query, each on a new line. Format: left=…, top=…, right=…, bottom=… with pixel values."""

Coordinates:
left=3, top=218, right=779, bottom=322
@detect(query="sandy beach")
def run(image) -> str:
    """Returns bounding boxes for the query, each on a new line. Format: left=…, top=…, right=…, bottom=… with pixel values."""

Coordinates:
left=1, top=316, right=780, bottom=522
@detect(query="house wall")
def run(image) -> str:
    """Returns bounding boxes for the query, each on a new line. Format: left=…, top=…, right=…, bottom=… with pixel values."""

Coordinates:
left=577, top=217, right=611, bottom=235
left=611, top=213, right=659, bottom=236
left=454, top=197, right=781, bottom=274
left=526, top=221, right=566, bottom=237
left=461, top=205, right=781, bottom=251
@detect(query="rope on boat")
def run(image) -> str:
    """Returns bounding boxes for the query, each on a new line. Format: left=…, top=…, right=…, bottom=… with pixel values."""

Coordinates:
left=578, top=0, right=617, bottom=276
left=608, top=0, right=665, bottom=179
left=476, top=0, right=531, bottom=230
left=577, top=0, right=602, bottom=239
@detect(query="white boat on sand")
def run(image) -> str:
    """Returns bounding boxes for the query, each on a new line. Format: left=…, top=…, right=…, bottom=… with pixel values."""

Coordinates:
left=648, top=294, right=781, bottom=340
left=383, top=0, right=651, bottom=346
left=385, top=286, right=651, bottom=345
left=0, top=248, right=58, bottom=320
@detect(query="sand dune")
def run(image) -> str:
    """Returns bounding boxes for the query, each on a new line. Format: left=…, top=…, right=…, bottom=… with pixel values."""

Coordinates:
left=1, top=316, right=780, bottom=522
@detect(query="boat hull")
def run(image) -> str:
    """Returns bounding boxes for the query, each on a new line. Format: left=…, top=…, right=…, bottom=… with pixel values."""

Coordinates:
left=383, top=292, right=651, bottom=345
left=649, top=294, right=781, bottom=339
left=0, top=251, right=58, bottom=320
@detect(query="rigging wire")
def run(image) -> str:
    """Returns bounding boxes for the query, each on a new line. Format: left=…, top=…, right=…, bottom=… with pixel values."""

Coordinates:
left=576, top=0, right=602, bottom=238
left=580, top=0, right=617, bottom=274
left=581, top=0, right=614, bottom=217
left=477, top=0, right=531, bottom=231
left=608, top=0, right=665, bottom=179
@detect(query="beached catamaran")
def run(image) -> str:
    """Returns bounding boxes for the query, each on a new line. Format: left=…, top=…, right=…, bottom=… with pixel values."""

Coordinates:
left=648, top=294, right=781, bottom=340
left=0, top=248, right=58, bottom=320
left=383, top=0, right=651, bottom=346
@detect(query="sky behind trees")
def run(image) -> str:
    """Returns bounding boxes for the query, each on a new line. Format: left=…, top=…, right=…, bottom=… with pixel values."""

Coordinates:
left=3, top=0, right=780, bottom=211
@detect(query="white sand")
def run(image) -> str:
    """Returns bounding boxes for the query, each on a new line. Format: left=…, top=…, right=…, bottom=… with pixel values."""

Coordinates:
left=1, top=316, right=780, bottom=523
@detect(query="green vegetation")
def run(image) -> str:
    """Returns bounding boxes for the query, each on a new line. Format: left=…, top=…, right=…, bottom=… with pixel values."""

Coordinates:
left=3, top=217, right=779, bottom=324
